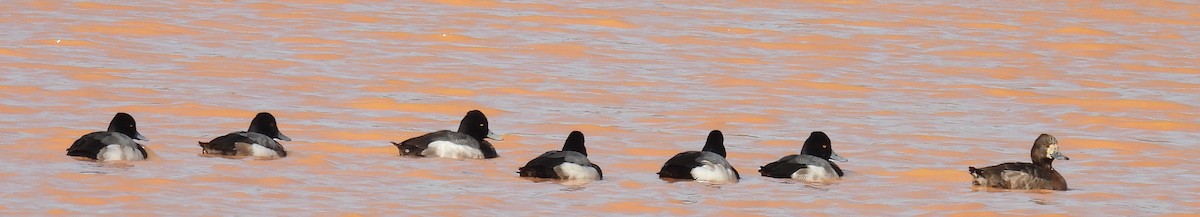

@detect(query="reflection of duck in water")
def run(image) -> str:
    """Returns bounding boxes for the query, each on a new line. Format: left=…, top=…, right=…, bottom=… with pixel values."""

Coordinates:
left=67, top=113, right=150, bottom=161
left=969, top=134, right=1070, bottom=190
left=199, top=112, right=291, bottom=159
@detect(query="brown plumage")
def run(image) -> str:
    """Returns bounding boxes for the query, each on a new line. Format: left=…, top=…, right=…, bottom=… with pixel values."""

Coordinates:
left=968, top=134, right=1070, bottom=190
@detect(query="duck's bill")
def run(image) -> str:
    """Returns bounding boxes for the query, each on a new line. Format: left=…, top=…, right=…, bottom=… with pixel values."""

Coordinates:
left=1052, top=151, right=1069, bottom=160
left=830, top=151, right=848, bottom=162
left=134, top=133, right=149, bottom=141
left=276, top=133, right=292, bottom=141
left=487, top=130, right=504, bottom=141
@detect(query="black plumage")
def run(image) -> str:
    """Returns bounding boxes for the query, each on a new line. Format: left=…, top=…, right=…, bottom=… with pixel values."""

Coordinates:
left=759, top=131, right=846, bottom=180
left=198, top=112, right=291, bottom=158
left=518, top=131, right=603, bottom=180
left=657, top=130, right=740, bottom=181
left=66, top=113, right=149, bottom=161
left=391, top=110, right=501, bottom=159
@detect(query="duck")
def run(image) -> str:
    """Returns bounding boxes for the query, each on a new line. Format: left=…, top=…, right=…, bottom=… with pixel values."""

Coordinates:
left=391, top=110, right=503, bottom=159
left=66, top=113, right=150, bottom=161
left=968, top=134, right=1070, bottom=190
left=518, top=131, right=603, bottom=180
left=657, top=130, right=739, bottom=183
left=198, top=112, right=291, bottom=158
left=758, top=131, right=848, bottom=182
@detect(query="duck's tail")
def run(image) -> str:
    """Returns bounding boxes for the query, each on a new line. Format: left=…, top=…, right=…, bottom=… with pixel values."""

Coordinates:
left=197, top=141, right=211, bottom=155
left=390, top=141, right=419, bottom=156
left=967, top=166, right=986, bottom=186
left=967, top=167, right=981, bottom=177
left=517, top=166, right=552, bottom=178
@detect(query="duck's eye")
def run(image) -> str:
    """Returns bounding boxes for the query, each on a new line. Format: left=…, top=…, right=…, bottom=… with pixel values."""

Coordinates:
left=479, top=124, right=484, bottom=127
left=128, top=125, right=134, bottom=128
left=822, top=145, right=828, bottom=148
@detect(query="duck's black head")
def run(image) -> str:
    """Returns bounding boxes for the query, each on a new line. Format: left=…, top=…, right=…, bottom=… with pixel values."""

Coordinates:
left=107, top=112, right=147, bottom=141
left=457, top=110, right=501, bottom=141
left=800, top=131, right=846, bottom=162
left=701, top=130, right=726, bottom=157
left=248, top=112, right=290, bottom=141
left=1031, top=134, right=1068, bottom=165
left=562, top=131, right=587, bottom=156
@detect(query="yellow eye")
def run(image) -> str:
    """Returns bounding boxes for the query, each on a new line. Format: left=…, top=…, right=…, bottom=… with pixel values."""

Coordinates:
left=822, top=145, right=828, bottom=148
left=479, top=124, right=484, bottom=127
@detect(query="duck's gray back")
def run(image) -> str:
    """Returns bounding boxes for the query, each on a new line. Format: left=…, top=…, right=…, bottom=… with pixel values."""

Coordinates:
left=555, top=151, right=592, bottom=165
left=789, top=154, right=835, bottom=173
left=436, top=132, right=481, bottom=148
left=238, top=132, right=282, bottom=148
left=696, top=151, right=732, bottom=168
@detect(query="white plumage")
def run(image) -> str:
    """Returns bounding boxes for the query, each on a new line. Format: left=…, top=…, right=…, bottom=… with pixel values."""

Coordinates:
left=554, top=162, right=600, bottom=180
left=97, top=144, right=145, bottom=161
left=791, top=165, right=835, bottom=182
left=423, top=141, right=484, bottom=159
left=690, top=160, right=738, bottom=183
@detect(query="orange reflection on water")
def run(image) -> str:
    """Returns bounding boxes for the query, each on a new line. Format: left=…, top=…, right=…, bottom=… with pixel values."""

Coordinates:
left=0, top=0, right=1198, bottom=216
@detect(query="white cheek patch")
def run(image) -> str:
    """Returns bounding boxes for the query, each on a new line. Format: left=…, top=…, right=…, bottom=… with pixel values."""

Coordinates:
left=1046, top=144, right=1059, bottom=158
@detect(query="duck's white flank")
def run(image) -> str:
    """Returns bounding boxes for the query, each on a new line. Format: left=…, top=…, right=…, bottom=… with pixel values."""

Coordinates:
left=423, top=141, right=483, bottom=159
left=690, top=160, right=737, bottom=183
left=97, top=144, right=144, bottom=161
left=554, top=162, right=600, bottom=180
left=249, top=143, right=279, bottom=157
left=792, top=165, right=835, bottom=182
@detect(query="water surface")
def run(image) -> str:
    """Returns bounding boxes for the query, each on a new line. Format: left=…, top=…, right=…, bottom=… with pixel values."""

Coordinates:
left=1, top=0, right=1198, bottom=216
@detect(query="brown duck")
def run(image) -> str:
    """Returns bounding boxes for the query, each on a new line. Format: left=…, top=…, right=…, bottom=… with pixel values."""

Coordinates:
left=968, top=134, right=1070, bottom=190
